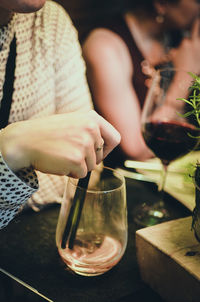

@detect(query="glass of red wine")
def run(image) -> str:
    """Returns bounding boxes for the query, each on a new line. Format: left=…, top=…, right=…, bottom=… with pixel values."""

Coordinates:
left=134, top=68, right=200, bottom=227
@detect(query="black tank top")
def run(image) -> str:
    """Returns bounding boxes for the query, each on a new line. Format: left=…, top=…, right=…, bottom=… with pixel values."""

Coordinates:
left=99, top=15, right=148, bottom=108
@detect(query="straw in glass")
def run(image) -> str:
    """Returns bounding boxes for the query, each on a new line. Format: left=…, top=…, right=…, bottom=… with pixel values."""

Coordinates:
left=61, top=172, right=91, bottom=249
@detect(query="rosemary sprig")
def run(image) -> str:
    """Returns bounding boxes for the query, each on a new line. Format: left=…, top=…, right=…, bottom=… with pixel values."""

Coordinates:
left=177, top=72, right=200, bottom=128
left=177, top=73, right=200, bottom=230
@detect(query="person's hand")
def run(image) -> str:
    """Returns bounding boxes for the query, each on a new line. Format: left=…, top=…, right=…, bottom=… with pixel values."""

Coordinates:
left=170, top=18, right=200, bottom=74
left=0, top=110, right=121, bottom=178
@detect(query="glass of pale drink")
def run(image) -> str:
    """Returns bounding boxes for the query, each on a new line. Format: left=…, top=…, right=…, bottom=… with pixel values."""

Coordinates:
left=56, top=166, right=127, bottom=276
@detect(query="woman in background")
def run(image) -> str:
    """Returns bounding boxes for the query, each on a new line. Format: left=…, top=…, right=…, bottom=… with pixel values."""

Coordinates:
left=83, top=0, right=200, bottom=167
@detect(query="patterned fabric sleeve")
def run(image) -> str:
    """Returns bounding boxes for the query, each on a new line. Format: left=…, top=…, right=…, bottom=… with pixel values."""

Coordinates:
left=52, top=3, right=93, bottom=113
left=26, top=2, right=93, bottom=211
left=0, top=152, right=38, bottom=229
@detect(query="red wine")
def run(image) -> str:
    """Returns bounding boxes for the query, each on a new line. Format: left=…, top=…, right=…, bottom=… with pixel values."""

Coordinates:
left=142, top=121, right=199, bottom=165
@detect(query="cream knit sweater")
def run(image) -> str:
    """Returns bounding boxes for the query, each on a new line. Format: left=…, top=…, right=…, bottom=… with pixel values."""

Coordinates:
left=0, top=0, right=92, bottom=228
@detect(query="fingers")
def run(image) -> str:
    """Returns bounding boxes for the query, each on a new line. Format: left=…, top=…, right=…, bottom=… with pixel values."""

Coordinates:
left=68, top=161, right=88, bottom=179
left=67, top=136, right=104, bottom=178
left=67, top=121, right=105, bottom=176
left=33, top=146, right=89, bottom=179
left=191, top=18, right=200, bottom=40
left=78, top=117, right=104, bottom=169
left=85, top=142, right=97, bottom=173
left=89, top=111, right=121, bottom=159
left=95, top=137, right=104, bottom=164
left=68, top=111, right=120, bottom=176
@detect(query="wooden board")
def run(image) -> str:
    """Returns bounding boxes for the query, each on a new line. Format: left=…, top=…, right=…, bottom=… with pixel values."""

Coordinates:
left=136, top=217, right=200, bottom=302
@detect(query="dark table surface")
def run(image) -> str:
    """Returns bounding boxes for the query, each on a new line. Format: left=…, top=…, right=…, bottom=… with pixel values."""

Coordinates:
left=0, top=176, right=191, bottom=302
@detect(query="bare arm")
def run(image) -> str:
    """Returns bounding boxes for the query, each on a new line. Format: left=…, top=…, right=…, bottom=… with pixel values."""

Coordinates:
left=170, top=19, right=200, bottom=74
left=157, top=19, right=200, bottom=113
left=83, top=29, right=153, bottom=161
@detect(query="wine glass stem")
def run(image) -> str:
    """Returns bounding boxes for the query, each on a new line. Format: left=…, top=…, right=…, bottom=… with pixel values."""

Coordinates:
left=158, top=164, right=168, bottom=200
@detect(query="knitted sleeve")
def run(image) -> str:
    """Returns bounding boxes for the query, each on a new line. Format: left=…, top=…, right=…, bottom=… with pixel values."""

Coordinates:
left=52, top=2, right=93, bottom=113
left=26, top=2, right=93, bottom=211
left=0, top=152, right=38, bottom=229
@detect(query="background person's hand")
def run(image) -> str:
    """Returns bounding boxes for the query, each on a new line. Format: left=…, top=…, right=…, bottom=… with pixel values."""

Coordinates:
left=170, top=18, right=200, bottom=74
left=0, top=110, right=121, bottom=178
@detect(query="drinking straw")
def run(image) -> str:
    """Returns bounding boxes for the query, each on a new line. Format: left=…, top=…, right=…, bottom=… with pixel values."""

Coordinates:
left=61, top=172, right=91, bottom=249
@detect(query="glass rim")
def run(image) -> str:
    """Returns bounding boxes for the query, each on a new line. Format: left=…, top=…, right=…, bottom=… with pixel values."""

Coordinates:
left=156, top=67, right=191, bottom=78
left=68, top=166, right=125, bottom=194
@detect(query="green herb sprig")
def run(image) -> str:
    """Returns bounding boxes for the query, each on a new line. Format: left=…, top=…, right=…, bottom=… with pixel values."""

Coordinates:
left=177, top=72, right=200, bottom=128
left=177, top=73, right=200, bottom=229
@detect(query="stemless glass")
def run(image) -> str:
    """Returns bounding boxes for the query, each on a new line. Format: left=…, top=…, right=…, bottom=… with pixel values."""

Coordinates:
left=56, top=166, right=127, bottom=276
left=134, top=68, right=200, bottom=227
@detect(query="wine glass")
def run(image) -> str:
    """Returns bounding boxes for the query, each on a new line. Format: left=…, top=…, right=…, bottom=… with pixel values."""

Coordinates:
left=56, top=165, right=127, bottom=276
left=134, top=68, right=200, bottom=227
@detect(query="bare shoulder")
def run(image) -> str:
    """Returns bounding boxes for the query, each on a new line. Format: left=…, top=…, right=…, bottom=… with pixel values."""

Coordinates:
left=83, top=28, right=125, bottom=51
left=83, top=28, right=132, bottom=74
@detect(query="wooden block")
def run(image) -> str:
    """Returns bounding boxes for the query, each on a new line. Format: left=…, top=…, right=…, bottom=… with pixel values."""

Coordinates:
left=136, top=217, right=200, bottom=302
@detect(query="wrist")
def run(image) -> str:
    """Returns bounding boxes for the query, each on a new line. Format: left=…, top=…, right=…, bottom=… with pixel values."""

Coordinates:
left=0, top=128, right=6, bottom=159
left=0, top=126, right=30, bottom=172
left=0, top=127, right=16, bottom=171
